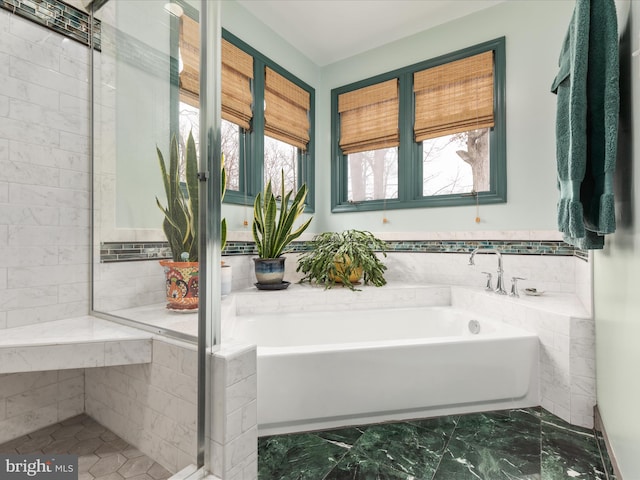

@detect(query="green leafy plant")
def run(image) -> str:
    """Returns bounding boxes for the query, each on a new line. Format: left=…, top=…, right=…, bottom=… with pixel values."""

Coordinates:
left=296, top=229, right=388, bottom=290
left=252, top=174, right=312, bottom=259
left=156, top=131, right=227, bottom=262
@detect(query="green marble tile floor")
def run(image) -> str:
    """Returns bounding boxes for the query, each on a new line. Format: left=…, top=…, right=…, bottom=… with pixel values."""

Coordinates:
left=258, top=407, right=616, bottom=480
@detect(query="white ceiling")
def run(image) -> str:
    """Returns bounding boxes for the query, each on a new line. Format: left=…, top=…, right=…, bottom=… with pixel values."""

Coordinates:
left=236, top=0, right=507, bottom=66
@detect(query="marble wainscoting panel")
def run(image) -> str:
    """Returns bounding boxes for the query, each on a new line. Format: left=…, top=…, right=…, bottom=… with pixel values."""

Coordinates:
left=219, top=254, right=261, bottom=292
left=0, top=369, right=84, bottom=444
left=384, top=252, right=579, bottom=293
left=230, top=282, right=450, bottom=317
left=569, top=316, right=597, bottom=428
left=93, top=260, right=166, bottom=313
left=85, top=339, right=198, bottom=474
left=575, top=252, right=593, bottom=315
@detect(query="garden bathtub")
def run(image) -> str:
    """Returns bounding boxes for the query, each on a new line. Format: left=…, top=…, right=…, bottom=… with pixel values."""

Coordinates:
left=230, top=305, right=539, bottom=435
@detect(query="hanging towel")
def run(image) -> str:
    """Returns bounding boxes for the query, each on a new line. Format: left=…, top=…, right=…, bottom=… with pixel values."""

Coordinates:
left=551, top=0, right=619, bottom=250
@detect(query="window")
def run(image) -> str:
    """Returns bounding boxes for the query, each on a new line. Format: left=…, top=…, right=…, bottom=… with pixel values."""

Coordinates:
left=175, top=20, right=315, bottom=209
left=177, top=12, right=201, bottom=172
left=338, top=79, right=399, bottom=202
left=263, top=67, right=310, bottom=194
left=331, top=38, right=505, bottom=212
left=220, top=38, right=252, bottom=191
left=222, top=30, right=315, bottom=209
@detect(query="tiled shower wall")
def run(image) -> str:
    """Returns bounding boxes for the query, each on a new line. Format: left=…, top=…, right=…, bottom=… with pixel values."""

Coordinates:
left=0, top=7, right=92, bottom=451
left=85, top=339, right=199, bottom=473
left=0, top=369, right=84, bottom=444
left=0, top=8, right=91, bottom=329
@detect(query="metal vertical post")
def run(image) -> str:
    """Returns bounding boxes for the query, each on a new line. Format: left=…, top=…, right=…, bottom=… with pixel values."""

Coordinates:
left=197, top=0, right=222, bottom=470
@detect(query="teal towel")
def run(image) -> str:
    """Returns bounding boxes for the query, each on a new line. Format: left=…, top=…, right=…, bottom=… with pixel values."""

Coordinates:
left=551, top=0, right=619, bottom=250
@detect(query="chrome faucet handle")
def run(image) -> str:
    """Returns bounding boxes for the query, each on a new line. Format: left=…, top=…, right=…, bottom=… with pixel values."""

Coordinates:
left=481, top=272, right=493, bottom=291
left=510, top=277, right=526, bottom=297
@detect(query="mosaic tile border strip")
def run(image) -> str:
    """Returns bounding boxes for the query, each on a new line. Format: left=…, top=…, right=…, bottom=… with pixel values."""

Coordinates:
left=101, top=242, right=172, bottom=263
left=0, top=0, right=101, bottom=49
left=101, top=239, right=586, bottom=263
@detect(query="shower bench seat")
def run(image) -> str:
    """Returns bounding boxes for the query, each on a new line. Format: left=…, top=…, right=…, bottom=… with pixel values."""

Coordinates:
left=0, top=315, right=153, bottom=374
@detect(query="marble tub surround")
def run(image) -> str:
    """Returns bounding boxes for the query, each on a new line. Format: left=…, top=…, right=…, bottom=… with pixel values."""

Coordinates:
left=0, top=316, right=153, bottom=374
left=451, top=286, right=595, bottom=428
left=258, top=407, right=613, bottom=480
left=210, top=343, right=258, bottom=480
left=385, top=251, right=589, bottom=300
left=0, top=413, right=172, bottom=480
left=216, top=250, right=589, bottom=299
left=92, top=241, right=589, bottom=317
left=222, top=282, right=595, bottom=431
left=226, top=282, right=450, bottom=318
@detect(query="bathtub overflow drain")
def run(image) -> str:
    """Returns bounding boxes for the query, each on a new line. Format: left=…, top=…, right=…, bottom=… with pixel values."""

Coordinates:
left=468, top=319, right=481, bottom=334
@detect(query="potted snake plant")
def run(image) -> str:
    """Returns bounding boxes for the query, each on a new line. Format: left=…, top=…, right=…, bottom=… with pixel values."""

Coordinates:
left=296, top=229, right=388, bottom=291
left=156, top=131, right=227, bottom=309
left=252, top=174, right=312, bottom=288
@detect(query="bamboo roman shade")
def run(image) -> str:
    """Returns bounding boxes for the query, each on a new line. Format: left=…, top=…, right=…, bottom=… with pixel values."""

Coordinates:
left=178, top=15, right=200, bottom=108
left=414, top=50, right=494, bottom=142
left=222, top=39, right=254, bottom=130
left=178, top=17, right=254, bottom=128
left=264, top=67, right=310, bottom=151
left=338, top=79, right=399, bottom=155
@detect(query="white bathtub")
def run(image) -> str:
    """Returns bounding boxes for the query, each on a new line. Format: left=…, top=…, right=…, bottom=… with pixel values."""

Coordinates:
left=230, top=305, right=539, bottom=435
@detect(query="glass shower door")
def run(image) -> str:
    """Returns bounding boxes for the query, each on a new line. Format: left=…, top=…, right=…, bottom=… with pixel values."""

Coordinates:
left=90, top=0, right=222, bottom=475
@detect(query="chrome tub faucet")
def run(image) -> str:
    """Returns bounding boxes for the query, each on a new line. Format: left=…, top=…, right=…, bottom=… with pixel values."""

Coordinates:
left=468, top=247, right=507, bottom=295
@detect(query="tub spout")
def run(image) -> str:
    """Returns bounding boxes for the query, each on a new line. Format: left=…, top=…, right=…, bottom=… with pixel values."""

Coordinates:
left=468, top=248, right=507, bottom=295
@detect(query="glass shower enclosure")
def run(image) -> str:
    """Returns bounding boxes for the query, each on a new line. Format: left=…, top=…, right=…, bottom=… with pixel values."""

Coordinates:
left=90, top=0, right=222, bottom=474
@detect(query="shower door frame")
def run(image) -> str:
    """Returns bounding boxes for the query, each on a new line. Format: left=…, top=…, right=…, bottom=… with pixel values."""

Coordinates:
left=87, top=0, right=223, bottom=474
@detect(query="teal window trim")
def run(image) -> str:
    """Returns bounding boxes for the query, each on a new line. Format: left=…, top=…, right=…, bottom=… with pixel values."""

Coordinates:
left=222, top=29, right=316, bottom=213
left=331, top=37, right=506, bottom=213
